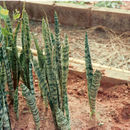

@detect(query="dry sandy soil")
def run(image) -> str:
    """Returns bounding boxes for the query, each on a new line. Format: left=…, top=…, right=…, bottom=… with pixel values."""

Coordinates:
left=9, top=71, right=130, bottom=130
left=16, top=21, right=130, bottom=71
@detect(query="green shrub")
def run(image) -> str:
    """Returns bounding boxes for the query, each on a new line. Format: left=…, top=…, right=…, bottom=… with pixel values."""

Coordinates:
left=94, top=1, right=124, bottom=9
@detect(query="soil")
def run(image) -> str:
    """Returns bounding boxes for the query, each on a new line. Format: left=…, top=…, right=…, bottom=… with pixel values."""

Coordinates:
left=16, top=21, right=130, bottom=71
left=9, top=71, right=130, bottom=130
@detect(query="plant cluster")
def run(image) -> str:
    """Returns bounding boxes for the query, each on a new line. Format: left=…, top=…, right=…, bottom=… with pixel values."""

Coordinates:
left=0, top=4, right=39, bottom=130
left=32, top=12, right=70, bottom=130
left=85, top=33, right=102, bottom=119
left=0, top=3, right=102, bottom=130
left=55, top=1, right=124, bottom=8
left=55, top=1, right=86, bottom=5
left=94, top=1, right=124, bottom=9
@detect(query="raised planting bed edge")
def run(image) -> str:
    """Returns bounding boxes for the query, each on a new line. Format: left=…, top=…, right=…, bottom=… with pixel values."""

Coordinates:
left=0, top=1, right=130, bottom=32
left=17, top=46, right=130, bottom=88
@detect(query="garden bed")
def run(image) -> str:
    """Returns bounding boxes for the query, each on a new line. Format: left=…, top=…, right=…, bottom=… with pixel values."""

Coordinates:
left=1, top=1, right=130, bottom=71
left=10, top=71, right=130, bottom=130
left=0, top=2, right=129, bottom=130
left=16, top=20, right=130, bottom=71
left=9, top=15, right=130, bottom=130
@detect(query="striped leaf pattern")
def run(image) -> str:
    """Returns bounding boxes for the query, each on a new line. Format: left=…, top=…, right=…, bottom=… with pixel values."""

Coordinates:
left=32, top=59, right=48, bottom=109
left=54, top=12, right=62, bottom=108
left=12, top=22, right=21, bottom=118
left=32, top=34, right=48, bottom=108
left=54, top=12, right=61, bottom=74
left=1, top=7, right=20, bottom=113
left=90, top=70, right=101, bottom=115
left=51, top=36, right=61, bottom=108
left=4, top=15, right=14, bottom=70
left=61, top=34, right=70, bottom=122
left=0, top=59, right=11, bottom=130
left=85, top=33, right=93, bottom=113
left=20, top=9, right=31, bottom=89
left=40, top=14, right=71, bottom=129
left=21, top=84, right=40, bottom=130
left=0, top=96, right=11, bottom=130
left=1, top=40, right=14, bottom=102
left=85, top=32, right=102, bottom=118
left=21, top=11, right=25, bottom=49
left=0, top=47, right=9, bottom=113
left=85, top=33, right=93, bottom=91
left=11, top=21, right=20, bottom=90
left=13, top=86, right=19, bottom=120
left=42, top=19, right=59, bottom=107
left=29, top=61, right=35, bottom=95
left=0, top=24, right=14, bottom=103
left=32, top=34, right=45, bottom=69
left=45, top=18, right=52, bottom=53
left=5, top=16, right=13, bottom=47
left=56, top=108, right=70, bottom=130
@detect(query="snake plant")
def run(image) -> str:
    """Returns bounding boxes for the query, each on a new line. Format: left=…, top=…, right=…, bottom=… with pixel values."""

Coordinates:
left=85, top=33, right=102, bottom=119
left=32, top=12, right=70, bottom=130
left=0, top=41, right=11, bottom=130
left=0, top=5, right=21, bottom=120
left=19, top=7, right=39, bottom=129
left=21, top=83, right=40, bottom=130
left=20, top=8, right=35, bottom=95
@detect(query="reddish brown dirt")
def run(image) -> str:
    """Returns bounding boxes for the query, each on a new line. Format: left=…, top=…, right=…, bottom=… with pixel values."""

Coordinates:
left=9, top=71, right=130, bottom=130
